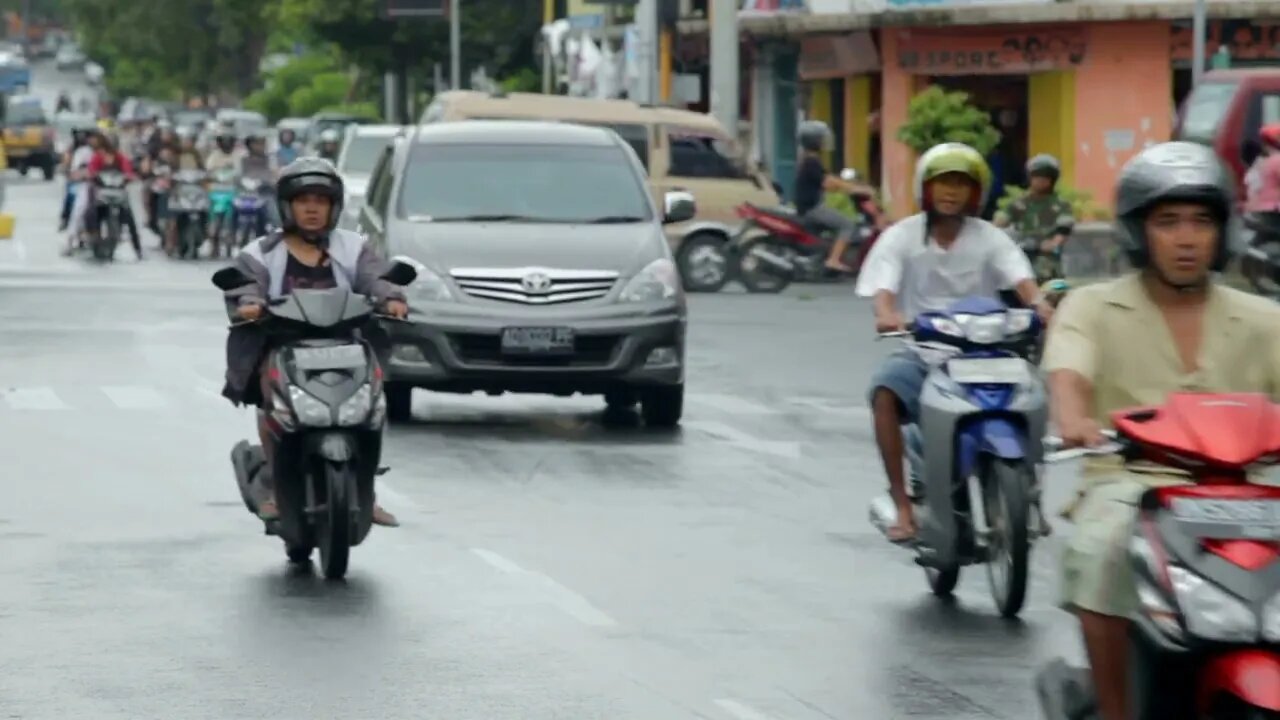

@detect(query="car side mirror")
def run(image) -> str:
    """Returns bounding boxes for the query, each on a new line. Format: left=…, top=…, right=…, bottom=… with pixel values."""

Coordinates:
left=211, top=266, right=254, bottom=290
left=381, top=257, right=419, bottom=286
left=662, top=190, right=696, bottom=225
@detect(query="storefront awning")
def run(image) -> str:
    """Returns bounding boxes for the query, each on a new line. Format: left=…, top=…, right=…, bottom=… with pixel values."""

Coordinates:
left=799, top=31, right=880, bottom=79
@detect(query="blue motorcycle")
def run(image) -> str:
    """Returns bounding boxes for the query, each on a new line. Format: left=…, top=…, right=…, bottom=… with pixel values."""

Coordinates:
left=870, top=296, right=1048, bottom=618
left=232, top=176, right=273, bottom=250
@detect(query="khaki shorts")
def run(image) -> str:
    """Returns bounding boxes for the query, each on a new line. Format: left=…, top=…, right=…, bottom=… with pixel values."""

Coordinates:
left=1059, top=470, right=1190, bottom=617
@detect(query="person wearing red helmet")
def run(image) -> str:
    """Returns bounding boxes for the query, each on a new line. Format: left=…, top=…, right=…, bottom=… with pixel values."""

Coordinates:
left=1245, top=122, right=1280, bottom=212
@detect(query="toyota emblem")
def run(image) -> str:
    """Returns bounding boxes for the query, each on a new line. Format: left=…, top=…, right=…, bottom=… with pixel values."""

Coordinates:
left=521, top=272, right=553, bottom=294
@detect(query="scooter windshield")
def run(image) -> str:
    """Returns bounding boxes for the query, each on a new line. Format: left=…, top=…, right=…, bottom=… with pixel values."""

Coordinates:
left=268, top=288, right=372, bottom=329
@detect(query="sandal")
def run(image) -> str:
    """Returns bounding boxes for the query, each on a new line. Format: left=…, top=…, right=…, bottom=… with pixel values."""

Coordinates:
left=257, top=497, right=280, bottom=522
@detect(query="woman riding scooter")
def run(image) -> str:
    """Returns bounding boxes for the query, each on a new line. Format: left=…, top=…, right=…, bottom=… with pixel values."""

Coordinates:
left=221, top=157, right=405, bottom=528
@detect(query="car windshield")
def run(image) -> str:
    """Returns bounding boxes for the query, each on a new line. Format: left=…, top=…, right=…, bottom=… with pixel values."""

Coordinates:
left=1177, top=81, right=1239, bottom=142
left=399, top=143, right=651, bottom=223
left=7, top=101, right=45, bottom=125
left=340, top=134, right=392, bottom=175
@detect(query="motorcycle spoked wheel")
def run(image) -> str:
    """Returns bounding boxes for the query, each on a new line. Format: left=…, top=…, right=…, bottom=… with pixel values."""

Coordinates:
left=737, top=236, right=795, bottom=294
left=981, top=457, right=1032, bottom=618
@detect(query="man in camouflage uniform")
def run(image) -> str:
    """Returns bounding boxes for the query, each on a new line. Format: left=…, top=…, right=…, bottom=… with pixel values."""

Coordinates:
left=995, top=154, right=1076, bottom=283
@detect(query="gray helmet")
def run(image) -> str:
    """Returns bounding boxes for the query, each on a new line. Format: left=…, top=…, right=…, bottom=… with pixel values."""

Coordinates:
left=797, top=120, right=831, bottom=153
left=1026, top=153, right=1061, bottom=184
left=319, top=128, right=341, bottom=144
left=275, top=156, right=344, bottom=242
left=1114, top=141, right=1236, bottom=272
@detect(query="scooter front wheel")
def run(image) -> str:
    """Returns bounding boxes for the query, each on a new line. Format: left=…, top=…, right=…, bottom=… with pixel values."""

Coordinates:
left=317, top=460, right=353, bottom=580
left=983, top=457, right=1031, bottom=618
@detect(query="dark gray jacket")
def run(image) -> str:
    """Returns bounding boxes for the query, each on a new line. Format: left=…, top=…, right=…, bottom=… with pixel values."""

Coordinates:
left=221, top=229, right=407, bottom=405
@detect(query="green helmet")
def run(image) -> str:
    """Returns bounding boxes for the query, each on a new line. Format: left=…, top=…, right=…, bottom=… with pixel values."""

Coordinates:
left=913, top=142, right=992, bottom=215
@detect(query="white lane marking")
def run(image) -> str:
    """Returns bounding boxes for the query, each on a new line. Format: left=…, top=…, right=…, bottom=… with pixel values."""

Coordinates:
left=788, top=398, right=871, bottom=416
left=714, top=699, right=778, bottom=720
left=689, top=392, right=775, bottom=415
left=683, top=420, right=801, bottom=459
left=2, top=387, right=67, bottom=410
left=471, top=548, right=618, bottom=628
left=101, top=385, right=169, bottom=409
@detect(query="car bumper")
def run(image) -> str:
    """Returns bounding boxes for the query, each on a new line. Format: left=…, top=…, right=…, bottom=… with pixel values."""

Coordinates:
left=384, top=301, right=686, bottom=394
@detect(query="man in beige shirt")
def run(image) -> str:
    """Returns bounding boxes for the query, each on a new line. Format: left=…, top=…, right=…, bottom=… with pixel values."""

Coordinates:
left=1039, top=142, right=1280, bottom=720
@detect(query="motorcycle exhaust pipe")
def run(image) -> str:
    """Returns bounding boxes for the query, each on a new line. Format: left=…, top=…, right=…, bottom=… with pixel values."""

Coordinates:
left=749, top=245, right=795, bottom=274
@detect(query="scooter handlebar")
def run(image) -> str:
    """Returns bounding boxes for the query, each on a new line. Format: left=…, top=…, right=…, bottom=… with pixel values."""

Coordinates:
left=1042, top=430, right=1121, bottom=463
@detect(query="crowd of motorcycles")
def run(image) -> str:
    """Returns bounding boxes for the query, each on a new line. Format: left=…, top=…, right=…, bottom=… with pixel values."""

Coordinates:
left=70, top=147, right=277, bottom=262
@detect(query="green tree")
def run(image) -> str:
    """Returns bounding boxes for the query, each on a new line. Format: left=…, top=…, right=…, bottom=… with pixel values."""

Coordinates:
left=896, top=85, right=1002, bottom=157
left=64, top=0, right=276, bottom=99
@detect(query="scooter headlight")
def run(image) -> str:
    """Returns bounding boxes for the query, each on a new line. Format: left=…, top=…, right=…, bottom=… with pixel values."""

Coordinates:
left=924, top=316, right=963, bottom=337
left=336, top=384, right=373, bottom=426
left=1005, top=308, right=1035, bottom=334
left=1168, top=566, right=1256, bottom=642
left=287, top=386, right=331, bottom=427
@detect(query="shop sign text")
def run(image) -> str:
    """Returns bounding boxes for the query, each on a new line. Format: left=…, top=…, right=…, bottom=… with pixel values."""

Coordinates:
left=896, top=29, right=1087, bottom=75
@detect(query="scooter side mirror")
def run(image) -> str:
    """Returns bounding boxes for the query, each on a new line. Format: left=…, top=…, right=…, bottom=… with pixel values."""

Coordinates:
left=212, top=266, right=254, bottom=291
left=380, top=259, right=419, bottom=286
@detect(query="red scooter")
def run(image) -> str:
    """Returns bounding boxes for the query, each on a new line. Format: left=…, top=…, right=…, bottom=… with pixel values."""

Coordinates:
left=1039, top=392, right=1280, bottom=720
left=729, top=169, right=886, bottom=294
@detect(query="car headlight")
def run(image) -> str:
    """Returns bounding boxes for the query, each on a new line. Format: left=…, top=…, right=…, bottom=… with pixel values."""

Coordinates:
left=336, top=383, right=373, bottom=426
left=399, top=258, right=453, bottom=303
left=1169, top=565, right=1257, bottom=642
left=618, top=258, right=679, bottom=303
left=288, top=385, right=332, bottom=426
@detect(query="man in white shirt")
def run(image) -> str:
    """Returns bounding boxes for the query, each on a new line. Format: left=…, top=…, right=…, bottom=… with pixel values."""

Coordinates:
left=63, top=130, right=101, bottom=254
left=855, top=142, right=1053, bottom=542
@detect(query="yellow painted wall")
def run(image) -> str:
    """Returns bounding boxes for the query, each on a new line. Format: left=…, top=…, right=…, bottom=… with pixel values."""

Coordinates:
left=1027, top=70, right=1076, bottom=189
left=843, top=75, right=871, bottom=178
left=807, top=79, right=833, bottom=167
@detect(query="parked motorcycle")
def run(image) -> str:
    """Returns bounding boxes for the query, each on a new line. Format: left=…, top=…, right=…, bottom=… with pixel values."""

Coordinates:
left=169, top=169, right=209, bottom=260
left=1037, top=393, right=1280, bottom=720
left=869, top=296, right=1047, bottom=618
left=208, top=166, right=239, bottom=258
left=90, top=170, right=130, bottom=261
left=214, top=260, right=417, bottom=580
left=730, top=168, right=885, bottom=294
left=1241, top=212, right=1280, bottom=298
left=232, top=175, right=272, bottom=250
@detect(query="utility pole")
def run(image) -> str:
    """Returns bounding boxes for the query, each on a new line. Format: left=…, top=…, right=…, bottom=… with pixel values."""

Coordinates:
left=709, top=0, right=739, bottom=136
left=1191, top=0, right=1207, bottom=87
left=542, top=0, right=554, bottom=93
left=449, top=0, right=461, bottom=90
left=634, top=0, right=656, bottom=104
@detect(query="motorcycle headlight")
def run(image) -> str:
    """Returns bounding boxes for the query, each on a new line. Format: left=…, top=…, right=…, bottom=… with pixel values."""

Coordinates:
left=336, top=383, right=373, bottom=426
left=1168, top=565, right=1257, bottom=642
left=925, top=316, right=963, bottom=337
left=618, top=258, right=679, bottom=303
left=1005, top=308, right=1034, bottom=334
left=287, top=385, right=331, bottom=427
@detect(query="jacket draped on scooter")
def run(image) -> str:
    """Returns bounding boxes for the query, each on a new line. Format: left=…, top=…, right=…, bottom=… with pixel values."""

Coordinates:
left=220, top=229, right=407, bottom=406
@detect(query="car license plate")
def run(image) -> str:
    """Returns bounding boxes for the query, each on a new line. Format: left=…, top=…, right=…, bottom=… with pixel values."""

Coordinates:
left=501, top=327, right=574, bottom=354
left=947, top=357, right=1027, bottom=384
left=292, top=344, right=367, bottom=370
left=1171, top=497, right=1280, bottom=538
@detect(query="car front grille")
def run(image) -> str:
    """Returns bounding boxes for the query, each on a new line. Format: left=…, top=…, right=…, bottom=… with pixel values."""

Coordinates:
left=449, top=267, right=618, bottom=305
left=449, top=333, right=620, bottom=367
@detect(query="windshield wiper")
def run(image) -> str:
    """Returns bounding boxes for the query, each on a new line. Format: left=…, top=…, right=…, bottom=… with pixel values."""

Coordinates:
left=578, top=215, right=646, bottom=224
left=425, top=213, right=550, bottom=223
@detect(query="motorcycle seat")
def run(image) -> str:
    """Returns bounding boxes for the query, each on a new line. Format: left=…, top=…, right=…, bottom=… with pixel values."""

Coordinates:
left=746, top=203, right=800, bottom=221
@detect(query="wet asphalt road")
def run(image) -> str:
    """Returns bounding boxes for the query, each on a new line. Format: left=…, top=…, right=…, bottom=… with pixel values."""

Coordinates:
left=0, top=62, right=1089, bottom=720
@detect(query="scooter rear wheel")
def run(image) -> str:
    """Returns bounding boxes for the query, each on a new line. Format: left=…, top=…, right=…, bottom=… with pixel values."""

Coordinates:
left=737, top=237, right=794, bottom=294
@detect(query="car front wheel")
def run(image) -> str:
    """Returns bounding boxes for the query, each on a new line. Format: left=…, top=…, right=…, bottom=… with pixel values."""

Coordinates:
left=640, top=384, right=683, bottom=428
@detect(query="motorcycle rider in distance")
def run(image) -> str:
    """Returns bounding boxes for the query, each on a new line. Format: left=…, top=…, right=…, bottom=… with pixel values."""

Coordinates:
left=1245, top=123, right=1280, bottom=212
left=205, top=126, right=241, bottom=172
left=239, top=132, right=277, bottom=234
left=173, top=126, right=205, bottom=171
left=63, top=129, right=103, bottom=255
left=275, top=128, right=300, bottom=167
left=87, top=136, right=143, bottom=260
left=793, top=120, right=876, bottom=274
left=315, top=128, right=342, bottom=162
left=995, top=153, right=1076, bottom=283
left=220, top=157, right=406, bottom=528
left=58, top=125, right=94, bottom=232
left=1036, top=141, right=1280, bottom=720
left=856, top=142, right=1053, bottom=543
